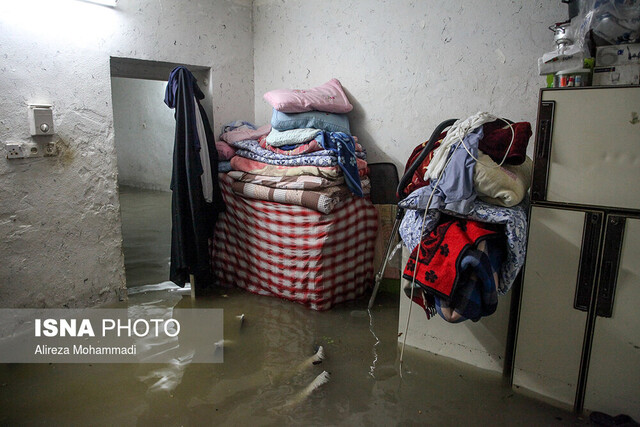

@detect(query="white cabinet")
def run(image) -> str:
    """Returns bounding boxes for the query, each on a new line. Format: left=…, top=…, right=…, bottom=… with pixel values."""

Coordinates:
left=513, top=87, right=640, bottom=419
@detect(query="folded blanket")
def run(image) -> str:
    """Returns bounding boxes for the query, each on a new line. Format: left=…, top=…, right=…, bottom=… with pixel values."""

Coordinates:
left=435, top=238, right=504, bottom=322
left=215, top=140, right=236, bottom=160
left=398, top=198, right=528, bottom=295
left=403, top=216, right=500, bottom=301
left=479, top=120, right=532, bottom=166
left=220, top=123, right=271, bottom=144
left=233, top=139, right=365, bottom=165
left=265, top=128, right=321, bottom=147
left=316, top=132, right=363, bottom=197
left=227, top=171, right=345, bottom=190
left=220, top=120, right=256, bottom=135
left=218, top=160, right=232, bottom=173
left=259, top=135, right=364, bottom=157
left=271, top=109, right=351, bottom=134
left=229, top=176, right=370, bottom=214
left=403, top=238, right=503, bottom=323
left=474, top=153, right=533, bottom=207
left=230, top=155, right=368, bottom=179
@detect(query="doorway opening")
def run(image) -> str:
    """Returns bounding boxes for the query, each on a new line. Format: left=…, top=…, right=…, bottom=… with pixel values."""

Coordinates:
left=109, top=57, right=212, bottom=289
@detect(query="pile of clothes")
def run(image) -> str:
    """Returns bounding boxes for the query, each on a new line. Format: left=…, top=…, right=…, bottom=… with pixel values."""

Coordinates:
left=214, top=79, right=370, bottom=213
left=399, top=112, right=533, bottom=323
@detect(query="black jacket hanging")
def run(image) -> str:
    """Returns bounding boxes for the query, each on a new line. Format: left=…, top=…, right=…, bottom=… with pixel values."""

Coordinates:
left=164, top=66, right=225, bottom=292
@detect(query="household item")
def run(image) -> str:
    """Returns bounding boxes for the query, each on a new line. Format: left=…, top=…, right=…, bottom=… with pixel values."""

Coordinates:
left=368, top=163, right=401, bottom=285
left=212, top=173, right=378, bottom=311
left=593, top=64, right=640, bottom=85
left=551, top=21, right=573, bottom=53
left=367, top=120, right=456, bottom=309
left=164, top=66, right=225, bottom=294
left=512, top=86, right=640, bottom=419
left=367, top=162, right=399, bottom=205
left=554, top=67, right=592, bottom=87
left=596, top=43, right=640, bottom=66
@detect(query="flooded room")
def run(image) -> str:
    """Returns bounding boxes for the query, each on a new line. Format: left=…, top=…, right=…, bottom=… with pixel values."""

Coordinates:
left=1, top=0, right=639, bottom=425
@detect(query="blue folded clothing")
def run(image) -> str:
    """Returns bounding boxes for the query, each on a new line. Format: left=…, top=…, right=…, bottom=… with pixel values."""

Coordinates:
left=270, top=109, right=351, bottom=134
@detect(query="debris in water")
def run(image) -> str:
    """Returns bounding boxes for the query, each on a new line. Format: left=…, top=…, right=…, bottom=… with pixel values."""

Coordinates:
left=297, top=346, right=325, bottom=370
left=236, top=314, right=245, bottom=327
left=214, top=339, right=234, bottom=351
left=310, top=346, right=324, bottom=365
left=278, top=371, right=331, bottom=410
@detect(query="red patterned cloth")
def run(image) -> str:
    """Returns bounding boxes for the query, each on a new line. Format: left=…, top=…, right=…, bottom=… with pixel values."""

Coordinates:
left=402, top=217, right=499, bottom=300
left=212, top=174, right=378, bottom=310
left=400, top=137, right=443, bottom=198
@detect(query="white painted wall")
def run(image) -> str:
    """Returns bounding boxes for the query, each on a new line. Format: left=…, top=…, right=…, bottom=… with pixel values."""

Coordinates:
left=253, top=0, right=566, bottom=170
left=0, top=0, right=254, bottom=308
left=112, top=77, right=175, bottom=191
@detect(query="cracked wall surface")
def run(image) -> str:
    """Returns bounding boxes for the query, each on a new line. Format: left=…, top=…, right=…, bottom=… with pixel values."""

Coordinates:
left=0, top=0, right=254, bottom=308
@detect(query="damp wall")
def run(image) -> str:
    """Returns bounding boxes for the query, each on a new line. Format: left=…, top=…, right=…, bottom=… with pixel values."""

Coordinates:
left=0, top=0, right=254, bottom=308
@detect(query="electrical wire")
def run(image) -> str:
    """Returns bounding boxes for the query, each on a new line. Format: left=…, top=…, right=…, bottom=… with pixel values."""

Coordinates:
left=458, top=117, right=515, bottom=169
left=399, top=136, right=460, bottom=375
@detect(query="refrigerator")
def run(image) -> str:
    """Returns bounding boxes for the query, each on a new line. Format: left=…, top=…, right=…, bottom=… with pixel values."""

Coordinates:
left=512, top=86, right=640, bottom=418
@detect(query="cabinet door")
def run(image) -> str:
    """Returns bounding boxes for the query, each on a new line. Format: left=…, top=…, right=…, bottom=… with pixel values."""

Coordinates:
left=585, top=217, right=640, bottom=420
left=513, top=206, right=599, bottom=407
left=540, top=87, right=640, bottom=211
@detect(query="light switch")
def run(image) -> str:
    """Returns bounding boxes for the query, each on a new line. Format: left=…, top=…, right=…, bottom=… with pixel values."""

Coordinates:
left=28, top=105, right=54, bottom=136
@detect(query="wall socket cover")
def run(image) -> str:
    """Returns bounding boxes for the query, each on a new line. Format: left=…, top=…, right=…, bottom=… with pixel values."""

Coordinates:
left=6, top=143, right=25, bottom=159
left=4, top=141, right=54, bottom=159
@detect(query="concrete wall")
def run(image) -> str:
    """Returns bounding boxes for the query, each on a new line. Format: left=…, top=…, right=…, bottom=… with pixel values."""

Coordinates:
left=111, top=77, right=175, bottom=191
left=253, top=0, right=566, bottom=169
left=0, top=0, right=254, bottom=308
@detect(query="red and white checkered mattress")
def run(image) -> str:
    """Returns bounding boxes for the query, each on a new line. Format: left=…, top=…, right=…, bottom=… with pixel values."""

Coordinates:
left=212, top=174, right=378, bottom=310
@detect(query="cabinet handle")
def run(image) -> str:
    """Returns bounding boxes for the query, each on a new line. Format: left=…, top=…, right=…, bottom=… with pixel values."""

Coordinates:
left=531, top=101, right=554, bottom=201
left=574, top=212, right=603, bottom=312
left=596, top=216, right=626, bottom=318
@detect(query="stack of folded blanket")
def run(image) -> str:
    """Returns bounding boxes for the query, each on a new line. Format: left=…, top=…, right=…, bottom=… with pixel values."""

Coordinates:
left=210, top=80, right=379, bottom=310
left=214, top=79, right=369, bottom=214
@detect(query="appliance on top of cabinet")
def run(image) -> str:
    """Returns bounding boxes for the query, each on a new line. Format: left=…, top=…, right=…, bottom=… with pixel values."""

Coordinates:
left=511, top=86, right=640, bottom=420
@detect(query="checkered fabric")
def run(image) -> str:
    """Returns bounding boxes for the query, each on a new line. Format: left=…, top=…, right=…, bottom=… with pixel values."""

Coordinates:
left=212, top=174, right=378, bottom=310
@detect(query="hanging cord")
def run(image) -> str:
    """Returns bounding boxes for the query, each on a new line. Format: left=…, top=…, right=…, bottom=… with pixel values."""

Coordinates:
left=425, top=112, right=497, bottom=181
left=398, top=138, right=460, bottom=376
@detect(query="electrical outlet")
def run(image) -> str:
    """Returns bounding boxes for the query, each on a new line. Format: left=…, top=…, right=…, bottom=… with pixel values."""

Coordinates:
left=6, top=143, right=25, bottom=159
left=23, top=142, right=41, bottom=158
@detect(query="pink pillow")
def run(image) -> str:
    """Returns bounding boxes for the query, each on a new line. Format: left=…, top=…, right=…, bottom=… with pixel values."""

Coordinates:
left=215, top=140, right=236, bottom=160
left=263, top=78, right=353, bottom=114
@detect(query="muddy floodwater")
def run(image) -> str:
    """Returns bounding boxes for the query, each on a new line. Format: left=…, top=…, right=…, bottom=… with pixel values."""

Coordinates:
left=0, top=187, right=589, bottom=426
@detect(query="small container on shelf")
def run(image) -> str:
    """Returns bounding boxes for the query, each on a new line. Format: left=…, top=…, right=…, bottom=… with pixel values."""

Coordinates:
left=554, top=68, right=592, bottom=87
